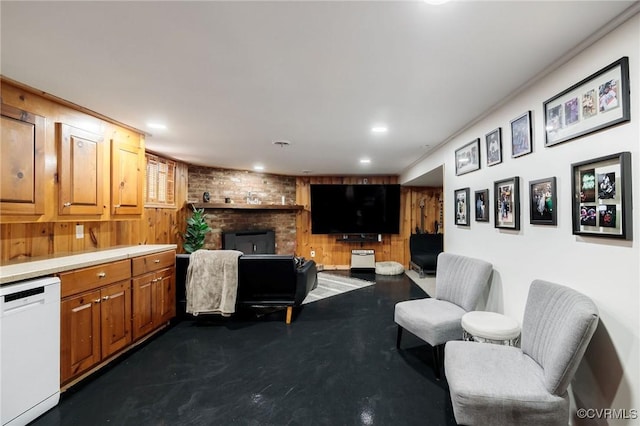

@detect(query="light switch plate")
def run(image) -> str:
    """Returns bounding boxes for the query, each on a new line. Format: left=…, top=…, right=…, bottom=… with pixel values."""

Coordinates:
left=76, top=224, right=84, bottom=239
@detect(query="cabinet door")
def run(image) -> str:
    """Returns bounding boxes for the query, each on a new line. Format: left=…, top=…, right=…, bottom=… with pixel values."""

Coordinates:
left=156, top=267, right=176, bottom=324
left=57, top=123, right=104, bottom=215
left=61, top=289, right=102, bottom=384
left=132, top=273, right=156, bottom=340
left=101, top=280, right=132, bottom=358
left=111, top=138, right=143, bottom=215
left=0, top=104, right=46, bottom=216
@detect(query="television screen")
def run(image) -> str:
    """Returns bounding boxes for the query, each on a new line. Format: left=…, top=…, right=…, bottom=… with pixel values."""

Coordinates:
left=310, top=184, right=401, bottom=234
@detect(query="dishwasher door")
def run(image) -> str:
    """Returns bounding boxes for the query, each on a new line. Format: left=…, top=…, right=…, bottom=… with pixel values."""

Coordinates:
left=1, top=276, right=61, bottom=426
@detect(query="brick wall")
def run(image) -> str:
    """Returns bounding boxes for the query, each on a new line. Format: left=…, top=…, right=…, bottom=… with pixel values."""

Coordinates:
left=188, top=166, right=297, bottom=254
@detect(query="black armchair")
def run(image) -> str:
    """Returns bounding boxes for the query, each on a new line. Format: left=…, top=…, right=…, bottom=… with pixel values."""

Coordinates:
left=409, top=233, right=443, bottom=277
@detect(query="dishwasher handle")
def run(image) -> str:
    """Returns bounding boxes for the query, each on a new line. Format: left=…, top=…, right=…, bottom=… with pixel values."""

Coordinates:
left=4, top=286, right=45, bottom=303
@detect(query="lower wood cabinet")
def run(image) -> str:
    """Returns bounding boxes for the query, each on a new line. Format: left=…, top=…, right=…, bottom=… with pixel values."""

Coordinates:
left=132, top=266, right=175, bottom=340
left=60, top=281, right=132, bottom=383
left=59, top=249, right=175, bottom=386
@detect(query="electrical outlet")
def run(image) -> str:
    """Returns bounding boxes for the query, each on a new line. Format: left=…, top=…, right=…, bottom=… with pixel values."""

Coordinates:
left=310, top=250, right=316, bottom=257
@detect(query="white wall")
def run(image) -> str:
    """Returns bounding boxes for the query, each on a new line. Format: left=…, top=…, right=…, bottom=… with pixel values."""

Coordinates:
left=402, top=13, right=640, bottom=424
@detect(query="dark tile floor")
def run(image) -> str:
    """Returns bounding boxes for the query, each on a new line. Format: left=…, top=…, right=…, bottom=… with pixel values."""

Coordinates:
left=33, top=272, right=456, bottom=426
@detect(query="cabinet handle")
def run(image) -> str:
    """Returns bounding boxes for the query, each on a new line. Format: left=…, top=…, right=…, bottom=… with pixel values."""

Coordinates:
left=93, top=299, right=102, bottom=304
left=97, top=272, right=106, bottom=278
left=154, top=259, right=160, bottom=263
left=63, top=202, right=72, bottom=207
left=102, top=295, right=110, bottom=301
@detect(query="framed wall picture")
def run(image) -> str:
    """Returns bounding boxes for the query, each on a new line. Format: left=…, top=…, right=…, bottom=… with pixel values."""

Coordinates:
left=485, top=128, right=502, bottom=167
left=510, top=111, right=533, bottom=158
left=544, top=57, right=630, bottom=147
left=494, top=177, right=520, bottom=230
left=529, top=177, right=557, bottom=225
left=474, top=189, right=489, bottom=222
left=455, top=139, right=481, bottom=176
left=571, top=152, right=632, bottom=240
left=454, top=187, right=470, bottom=226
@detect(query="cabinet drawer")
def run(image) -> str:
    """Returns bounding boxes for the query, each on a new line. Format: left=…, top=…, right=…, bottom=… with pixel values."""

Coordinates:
left=132, top=250, right=175, bottom=276
left=60, top=259, right=131, bottom=298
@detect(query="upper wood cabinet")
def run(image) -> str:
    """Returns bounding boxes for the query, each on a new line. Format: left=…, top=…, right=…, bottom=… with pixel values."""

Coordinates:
left=111, top=136, right=144, bottom=215
left=0, top=103, right=46, bottom=216
left=57, top=123, right=104, bottom=215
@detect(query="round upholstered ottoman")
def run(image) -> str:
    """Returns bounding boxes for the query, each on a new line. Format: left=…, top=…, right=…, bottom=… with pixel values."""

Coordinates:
left=375, top=261, right=404, bottom=275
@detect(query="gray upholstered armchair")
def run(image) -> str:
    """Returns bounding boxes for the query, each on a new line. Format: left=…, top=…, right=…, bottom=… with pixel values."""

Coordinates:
left=444, top=280, right=599, bottom=425
left=394, top=252, right=493, bottom=378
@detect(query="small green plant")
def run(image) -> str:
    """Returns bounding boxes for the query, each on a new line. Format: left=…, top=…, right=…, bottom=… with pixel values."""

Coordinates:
left=183, top=206, right=212, bottom=253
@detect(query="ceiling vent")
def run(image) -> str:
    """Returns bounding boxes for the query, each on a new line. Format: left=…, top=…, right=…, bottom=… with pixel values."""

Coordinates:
left=272, top=140, right=291, bottom=148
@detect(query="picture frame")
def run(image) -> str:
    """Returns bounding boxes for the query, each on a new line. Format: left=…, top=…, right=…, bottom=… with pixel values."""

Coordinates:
left=455, top=139, right=481, bottom=176
left=454, top=187, right=470, bottom=226
left=510, top=111, right=533, bottom=158
left=494, top=177, right=520, bottom=230
left=529, top=177, right=557, bottom=225
left=474, top=189, right=490, bottom=222
left=544, top=57, right=630, bottom=147
left=571, top=152, right=632, bottom=240
left=485, top=128, right=502, bottom=167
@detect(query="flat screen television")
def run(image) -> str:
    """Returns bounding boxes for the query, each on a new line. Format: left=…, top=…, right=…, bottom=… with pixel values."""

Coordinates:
left=310, top=184, right=401, bottom=234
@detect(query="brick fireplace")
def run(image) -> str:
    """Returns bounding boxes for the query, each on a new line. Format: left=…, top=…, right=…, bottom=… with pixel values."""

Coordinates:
left=188, top=166, right=298, bottom=254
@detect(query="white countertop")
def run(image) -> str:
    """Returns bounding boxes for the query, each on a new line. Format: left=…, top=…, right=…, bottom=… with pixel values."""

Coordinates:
left=0, top=244, right=177, bottom=285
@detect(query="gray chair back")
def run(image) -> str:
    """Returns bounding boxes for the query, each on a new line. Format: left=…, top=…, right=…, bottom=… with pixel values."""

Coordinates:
left=435, top=253, right=493, bottom=312
left=521, top=280, right=599, bottom=396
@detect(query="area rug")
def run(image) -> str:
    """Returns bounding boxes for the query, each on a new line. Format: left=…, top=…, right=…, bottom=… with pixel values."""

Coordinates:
left=302, top=272, right=375, bottom=304
left=405, top=269, right=436, bottom=297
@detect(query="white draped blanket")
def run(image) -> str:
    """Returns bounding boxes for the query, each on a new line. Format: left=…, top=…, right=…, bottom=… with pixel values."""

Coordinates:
left=185, top=249, right=243, bottom=316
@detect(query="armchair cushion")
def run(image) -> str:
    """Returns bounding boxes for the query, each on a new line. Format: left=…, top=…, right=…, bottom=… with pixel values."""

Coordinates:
left=394, top=298, right=467, bottom=346
left=445, top=341, right=568, bottom=426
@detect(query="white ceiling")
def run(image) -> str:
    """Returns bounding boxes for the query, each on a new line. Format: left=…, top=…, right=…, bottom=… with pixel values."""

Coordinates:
left=1, top=1, right=636, bottom=184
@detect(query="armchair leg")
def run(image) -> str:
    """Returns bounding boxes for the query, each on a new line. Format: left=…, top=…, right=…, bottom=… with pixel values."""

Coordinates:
left=396, top=326, right=403, bottom=348
left=432, top=344, right=442, bottom=380
left=285, top=306, right=293, bottom=324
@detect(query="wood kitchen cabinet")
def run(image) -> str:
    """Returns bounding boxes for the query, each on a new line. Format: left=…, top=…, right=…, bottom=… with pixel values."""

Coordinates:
left=57, top=123, right=104, bottom=216
left=59, top=260, right=132, bottom=384
left=0, top=103, right=46, bottom=216
left=58, top=250, right=175, bottom=386
left=132, top=250, right=176, bottom=340
left=111, top=136, right=144, bottom=215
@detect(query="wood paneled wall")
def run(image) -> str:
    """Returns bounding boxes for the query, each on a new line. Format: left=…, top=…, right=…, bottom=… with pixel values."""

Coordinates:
left=295, top=176, right=442, bottom=269
left=0, top=163, right=189, bottom=262
left=0, top=79, right=189, bottom=262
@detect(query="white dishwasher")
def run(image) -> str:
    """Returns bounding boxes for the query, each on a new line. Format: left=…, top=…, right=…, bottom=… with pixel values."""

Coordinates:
left=1, top=276, right=61, bottom=426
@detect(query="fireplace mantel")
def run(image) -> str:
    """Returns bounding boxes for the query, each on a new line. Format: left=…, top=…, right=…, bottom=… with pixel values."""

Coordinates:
left=189, top=203, right=304, bottom=211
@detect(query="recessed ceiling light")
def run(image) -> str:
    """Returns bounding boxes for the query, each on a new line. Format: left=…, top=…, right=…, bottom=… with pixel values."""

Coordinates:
left=253, top=165, right=265, bottom=171
left=424, top=0, right=450, bottom=5
left=147, top=122, right=167, bottom=130
left=360, top=158, right=371, bottom=164
left=371, top=126, right=388, bottom=133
